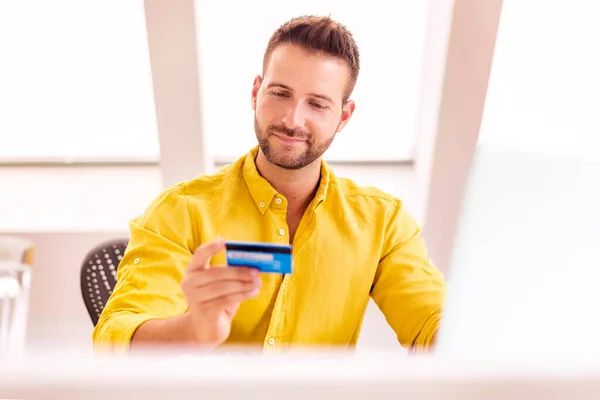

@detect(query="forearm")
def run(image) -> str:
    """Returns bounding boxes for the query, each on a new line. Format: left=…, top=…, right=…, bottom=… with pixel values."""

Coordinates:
left=130, top=313, right=197, bottom=348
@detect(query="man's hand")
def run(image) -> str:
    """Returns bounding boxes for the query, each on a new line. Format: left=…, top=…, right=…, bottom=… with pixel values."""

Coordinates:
left=130, top=238, right=261, bottom=350
left=180, top=238, right=262, bottom=348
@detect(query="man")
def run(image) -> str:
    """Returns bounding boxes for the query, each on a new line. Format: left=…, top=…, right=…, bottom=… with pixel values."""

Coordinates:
left=93, top=15, right=445, bottom=352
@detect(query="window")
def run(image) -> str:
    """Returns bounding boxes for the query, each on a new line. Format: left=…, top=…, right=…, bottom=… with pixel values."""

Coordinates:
left=0, top=1, right=159, bottom=161
left=194, top=0, right=429, bottom=162
left=478, top=0, right=600, bottom=158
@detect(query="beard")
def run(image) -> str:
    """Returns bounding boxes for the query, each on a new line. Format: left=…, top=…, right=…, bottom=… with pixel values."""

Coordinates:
left=254, top=116, right=335, bottom=170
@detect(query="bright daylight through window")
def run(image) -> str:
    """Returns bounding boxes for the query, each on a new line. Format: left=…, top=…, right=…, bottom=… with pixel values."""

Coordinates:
left=0, top=1, right=159, bottom=161
left=478, top=0, right=600, bottom=159
left=194, top=0, right=429, bottom=162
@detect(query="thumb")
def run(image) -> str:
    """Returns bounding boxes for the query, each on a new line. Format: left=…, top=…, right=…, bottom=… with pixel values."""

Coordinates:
left=188, top=238, right=226, bottom=271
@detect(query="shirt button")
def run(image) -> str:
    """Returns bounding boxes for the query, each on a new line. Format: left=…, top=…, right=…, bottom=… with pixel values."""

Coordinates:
left=278, top=229, right=285, bottom=236
left=133, top=258, right=140, bottom=264
left=268, top=337, right=275, bottom=345
left=275, top=197, right=282, bottom=205
left=259, top=201, right=266, bottom=208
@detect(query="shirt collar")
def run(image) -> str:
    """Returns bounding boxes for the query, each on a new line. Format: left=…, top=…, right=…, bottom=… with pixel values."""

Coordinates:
left=242, top=146, right=331, bottom=214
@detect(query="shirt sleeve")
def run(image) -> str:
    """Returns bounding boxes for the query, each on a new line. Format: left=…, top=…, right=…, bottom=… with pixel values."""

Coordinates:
left=92, top=184, right=198, bottom=351
left=370, top=200, right=446, bottom=351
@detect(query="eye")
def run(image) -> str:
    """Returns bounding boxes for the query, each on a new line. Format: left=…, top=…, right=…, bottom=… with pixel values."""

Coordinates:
left=271, top=91, right=288, bottom=98
left=310, top=101, right=328, bottom=110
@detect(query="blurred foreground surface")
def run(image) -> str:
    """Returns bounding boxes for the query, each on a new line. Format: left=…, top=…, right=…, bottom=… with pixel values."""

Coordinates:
left=2, top=347, right=600, bottom=399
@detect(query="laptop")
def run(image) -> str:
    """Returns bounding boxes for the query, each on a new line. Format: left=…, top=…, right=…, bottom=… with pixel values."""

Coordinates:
left=435, top=145, right=600, bottom=359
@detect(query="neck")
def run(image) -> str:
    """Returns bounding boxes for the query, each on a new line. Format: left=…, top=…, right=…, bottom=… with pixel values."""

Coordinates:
left=255, top=149, right=321, bottom=210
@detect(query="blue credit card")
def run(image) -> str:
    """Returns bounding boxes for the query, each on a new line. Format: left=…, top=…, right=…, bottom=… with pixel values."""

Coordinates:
left=225, top=241, right=293, bottom=274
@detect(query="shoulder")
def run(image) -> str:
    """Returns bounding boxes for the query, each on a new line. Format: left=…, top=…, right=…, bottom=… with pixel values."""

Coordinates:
left=139, top=161, right=242, bottom=222
left=329, top=174, right=402, bottom=214
left=183, top=163, right=239, bottom=198
left=326, top=173, right=420, bottom=236
left=324, top=173, right=421, bottom=251
left=171, top=157, right=245, bottom=199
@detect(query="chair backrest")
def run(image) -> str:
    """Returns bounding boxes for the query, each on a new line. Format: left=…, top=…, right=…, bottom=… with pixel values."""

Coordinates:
left=80, top=239, right=128, bottom=326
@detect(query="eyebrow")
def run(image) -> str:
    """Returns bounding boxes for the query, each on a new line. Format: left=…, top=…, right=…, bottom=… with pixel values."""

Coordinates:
left=267, top=82, right=334, bottom=104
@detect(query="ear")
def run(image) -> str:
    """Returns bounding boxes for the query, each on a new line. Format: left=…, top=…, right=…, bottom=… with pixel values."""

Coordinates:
left=336, top=100, right=355, bottom=133
left=251, top=75, right=262, bottom=111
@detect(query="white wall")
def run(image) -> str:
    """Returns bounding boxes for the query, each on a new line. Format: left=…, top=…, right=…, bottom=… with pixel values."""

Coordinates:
left=0, top=166, right=162, bottom=232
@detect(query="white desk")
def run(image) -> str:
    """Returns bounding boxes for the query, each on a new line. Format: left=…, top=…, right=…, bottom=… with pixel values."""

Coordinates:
left=1, top=350, right=600, bottom=400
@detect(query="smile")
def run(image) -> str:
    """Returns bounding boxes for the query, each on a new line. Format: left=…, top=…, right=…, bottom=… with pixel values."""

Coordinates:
left=273, top=134, right=307, bottom=145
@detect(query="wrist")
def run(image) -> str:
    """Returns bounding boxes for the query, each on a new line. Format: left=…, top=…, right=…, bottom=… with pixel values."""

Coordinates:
left=177, top=312, right=201, bottom=343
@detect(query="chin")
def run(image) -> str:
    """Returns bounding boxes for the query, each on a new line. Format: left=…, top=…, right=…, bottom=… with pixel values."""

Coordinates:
left=272, top=159, right=307, bottom=170
left=274, top=151, right=320, bottom=170
left=258, top=136, right=318, bottom=170
left=265, top=150, right=308, bottom=170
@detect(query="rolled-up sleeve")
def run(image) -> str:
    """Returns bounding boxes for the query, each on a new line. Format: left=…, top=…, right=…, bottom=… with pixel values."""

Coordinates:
left=370, top=201, right=446, bottom=351
left=92, top=184, right=198, bottom=351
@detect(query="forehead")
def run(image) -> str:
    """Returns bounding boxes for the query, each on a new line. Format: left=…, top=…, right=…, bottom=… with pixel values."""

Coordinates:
left=264, top=44, right=349, bottom=102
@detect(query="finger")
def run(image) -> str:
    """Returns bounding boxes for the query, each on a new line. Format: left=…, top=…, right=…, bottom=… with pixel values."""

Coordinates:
left=188, top=238, right=226, bottom=271
left=198, top=289, right=260, bottom=311
left=186, top=265, right=259, bottom=285
left=191, top=280, right=261, bottom=305
left=181, top=267, right=260, bottom=297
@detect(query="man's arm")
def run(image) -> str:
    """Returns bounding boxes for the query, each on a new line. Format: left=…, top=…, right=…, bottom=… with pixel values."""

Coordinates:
left=129, top=239, right=262, bottom=351
left=370, top=201, right=446, bottom=352
left=92, top=185, right=197, bottom=352
left=129, top=314, right=196, bottom=349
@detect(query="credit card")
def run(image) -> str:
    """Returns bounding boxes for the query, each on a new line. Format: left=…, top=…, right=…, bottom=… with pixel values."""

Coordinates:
left=225, top=241, right=293, bottom=274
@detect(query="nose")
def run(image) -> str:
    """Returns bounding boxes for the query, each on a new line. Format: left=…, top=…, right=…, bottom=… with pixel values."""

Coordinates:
left=281, top=101, right=305, bottom=129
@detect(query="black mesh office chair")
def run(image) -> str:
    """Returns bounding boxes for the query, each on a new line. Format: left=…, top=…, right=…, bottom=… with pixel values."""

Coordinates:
left=80, top=238, right=128, bottom=326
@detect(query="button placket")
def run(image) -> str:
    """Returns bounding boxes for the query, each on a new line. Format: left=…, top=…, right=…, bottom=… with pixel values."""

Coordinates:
left=264, top=197, right=291, bottom=350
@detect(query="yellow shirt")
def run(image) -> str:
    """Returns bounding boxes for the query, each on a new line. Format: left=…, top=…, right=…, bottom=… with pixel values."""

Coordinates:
left=93, top=147, right=446, bottom=351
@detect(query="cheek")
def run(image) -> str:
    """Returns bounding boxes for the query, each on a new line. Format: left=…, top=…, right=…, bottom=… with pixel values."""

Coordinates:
left=310, top=112, right=341, bottom=136
left=256, top=98, right=282, bottom=121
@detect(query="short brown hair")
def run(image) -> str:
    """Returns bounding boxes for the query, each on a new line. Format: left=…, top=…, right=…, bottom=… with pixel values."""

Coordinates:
left=262, top=15, right=360, bottom=103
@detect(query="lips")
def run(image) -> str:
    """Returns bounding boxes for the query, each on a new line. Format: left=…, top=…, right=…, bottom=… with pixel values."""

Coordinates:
left=273, top=133, right=307, bottom=144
